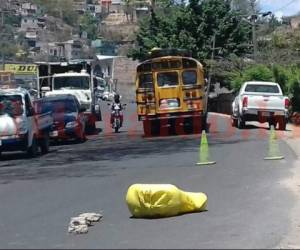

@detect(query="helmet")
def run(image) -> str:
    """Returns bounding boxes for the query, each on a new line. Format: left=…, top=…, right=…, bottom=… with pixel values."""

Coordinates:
left=114, top=94, right=120, bottom=103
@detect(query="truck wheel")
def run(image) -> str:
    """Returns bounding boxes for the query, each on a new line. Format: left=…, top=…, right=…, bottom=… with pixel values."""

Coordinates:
left=152, top=120, right=160, bottom=136
left=86, top=122, right=96, bottom=134
left=27, top=137, right=39, bottom=158
left=40, top=132, right=50, bottom=154
left=237, top=117, right=245, bottom=129
left=184, top=118, right=193, bottom=134
left=77, top=127, right=86, bottom=143
left=278, top=117, right=286, bottom=131
left=143, top=120, right=151, bottom=136
left=268, top=121, right=276, bottom=129
left=231, top=118, right=238, bottom=127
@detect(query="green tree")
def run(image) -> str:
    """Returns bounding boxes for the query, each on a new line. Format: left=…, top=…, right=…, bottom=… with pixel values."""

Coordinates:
left=79, top=12, right=98, bottom=40
left=0, top=25, right=18, bottom=64
left=230, top=64, right=273, bottom=90
left=129, top=0, right=251, bottom=61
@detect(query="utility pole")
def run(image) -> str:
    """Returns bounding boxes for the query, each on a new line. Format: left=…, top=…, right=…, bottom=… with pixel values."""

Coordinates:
left=250, top=0, right=257, bottom=61
left=207, top=33, right=216, bottom=89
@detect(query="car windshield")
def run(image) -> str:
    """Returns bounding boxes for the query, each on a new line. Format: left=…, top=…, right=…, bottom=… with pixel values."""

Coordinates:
left=245, top=84, right=280, bottom=93
left=54, top=76, right=90, bottom=90
left=0, top=95, right=24, bottom=116
left=157, top=72, right=179, bottom=87
left=42, top=100, right=77, bottom=114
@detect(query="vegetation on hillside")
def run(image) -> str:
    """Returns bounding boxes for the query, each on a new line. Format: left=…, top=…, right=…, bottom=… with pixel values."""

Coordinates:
left=32, top=0, right=79, bottom=26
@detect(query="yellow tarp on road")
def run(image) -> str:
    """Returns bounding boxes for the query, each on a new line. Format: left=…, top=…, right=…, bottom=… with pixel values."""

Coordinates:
left=126, top=184, right=207, bottom=218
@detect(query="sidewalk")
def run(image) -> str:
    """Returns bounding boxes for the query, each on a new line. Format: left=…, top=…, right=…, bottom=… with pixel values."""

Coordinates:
left=278, top=123, right=300, bottom=249
left=285, top=123, right=300, bottom=157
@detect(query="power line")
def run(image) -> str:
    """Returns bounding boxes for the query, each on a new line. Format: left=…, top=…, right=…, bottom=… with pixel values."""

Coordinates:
left=272, top=0, right=298, bottom=13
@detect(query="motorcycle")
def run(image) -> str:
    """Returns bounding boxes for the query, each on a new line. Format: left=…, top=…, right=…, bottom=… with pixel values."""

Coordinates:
left=109, top=103, right=126, bottom=133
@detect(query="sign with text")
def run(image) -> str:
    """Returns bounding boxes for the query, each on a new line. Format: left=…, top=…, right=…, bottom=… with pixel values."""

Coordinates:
left=4, top=64, right=37, bottom=75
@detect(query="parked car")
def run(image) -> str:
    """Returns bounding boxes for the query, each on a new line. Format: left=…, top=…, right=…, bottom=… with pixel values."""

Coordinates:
left=0, top=87, right=53, bottom=157
left=34, top=94, right=87, bottom=142
left=231, top=81, right=289, bottom=130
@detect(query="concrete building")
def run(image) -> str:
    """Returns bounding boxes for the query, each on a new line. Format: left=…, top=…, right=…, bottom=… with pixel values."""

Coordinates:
left=99, top=0, right=123, bottom=14
left=19, top=2, right=38, bottom=16
left=47, top=42, right=65, bottom=59
left=63, top=40, right=83, bottom=60
left=73, top=0, right=88, bottom=14
left=110, top=0, right=122, bottom=13
left=20, top=16, right=39, bottom=31
left=40, top=40, right=84, bottom=61
left=25, top=29, right=38, bottom=48
left=87, top=3, right=102, bottom=17
left=91, top=39, right=117, bottom=55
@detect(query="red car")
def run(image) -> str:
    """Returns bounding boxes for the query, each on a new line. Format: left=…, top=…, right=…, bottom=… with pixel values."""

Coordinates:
left=34, top=94, right=86, bottom=142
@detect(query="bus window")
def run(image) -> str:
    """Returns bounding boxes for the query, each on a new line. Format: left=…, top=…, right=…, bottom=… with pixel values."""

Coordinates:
left=182, top=59, right=197, bottom=68
left=139, top=73, right=153, bottom=88
left=152, top=61, right=169, bottom=70
left=182, top=70, right=197, bottom=85
left=157, top=72, right=178, bottom=87
left=137, top=63, right=152, bottom=72
left=169, top=60, right=181, bottom=69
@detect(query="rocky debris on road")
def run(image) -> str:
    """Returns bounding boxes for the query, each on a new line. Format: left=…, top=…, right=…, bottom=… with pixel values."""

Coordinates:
left=68, top=212, right=103, bottom=234
left=78, top=213, right=103, bottom=223
left=68, top=217, right=89, bottom=234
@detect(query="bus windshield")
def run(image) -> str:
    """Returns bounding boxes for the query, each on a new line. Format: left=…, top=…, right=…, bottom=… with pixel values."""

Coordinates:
left=54, top=76, right=90, bottom=90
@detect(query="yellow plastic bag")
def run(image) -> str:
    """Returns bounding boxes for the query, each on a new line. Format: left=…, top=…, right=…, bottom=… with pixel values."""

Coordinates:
left=126, top=184, right=207, bottom=218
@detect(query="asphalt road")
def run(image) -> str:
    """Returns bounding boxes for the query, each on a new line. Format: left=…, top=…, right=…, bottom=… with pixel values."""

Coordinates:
left=0, top=102, right=297, bottom=249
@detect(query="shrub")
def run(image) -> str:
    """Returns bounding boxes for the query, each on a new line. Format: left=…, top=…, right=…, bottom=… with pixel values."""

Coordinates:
left=230, top=64, right=273, bottom=91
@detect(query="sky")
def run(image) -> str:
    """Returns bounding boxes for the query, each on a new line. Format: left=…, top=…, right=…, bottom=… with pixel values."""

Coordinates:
left=259, top=0, right=300, bottom=18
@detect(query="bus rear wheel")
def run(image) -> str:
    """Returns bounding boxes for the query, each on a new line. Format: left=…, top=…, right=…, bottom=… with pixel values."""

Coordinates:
left=143, top=120, right=151, bottom=136
left=143, top=120, right=160, bottom=136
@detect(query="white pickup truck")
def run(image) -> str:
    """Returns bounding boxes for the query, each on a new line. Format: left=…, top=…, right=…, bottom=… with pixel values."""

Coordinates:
left=0, top=87, right=53, bottom=157
left=232, top=81, right=289, bottom=130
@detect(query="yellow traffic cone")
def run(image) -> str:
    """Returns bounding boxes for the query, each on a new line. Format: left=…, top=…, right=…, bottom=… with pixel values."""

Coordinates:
left=196, top=130, right=216, bottom=166
left=264, top=125, right=284, bottom=160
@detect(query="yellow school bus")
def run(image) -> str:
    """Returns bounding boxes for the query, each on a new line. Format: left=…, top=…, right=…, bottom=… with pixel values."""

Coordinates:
left=136, top=48, right=208, bottom=136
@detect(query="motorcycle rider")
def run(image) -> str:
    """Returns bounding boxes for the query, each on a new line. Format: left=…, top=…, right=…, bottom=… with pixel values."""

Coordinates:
left=110, top=94, right=124, bottom=127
